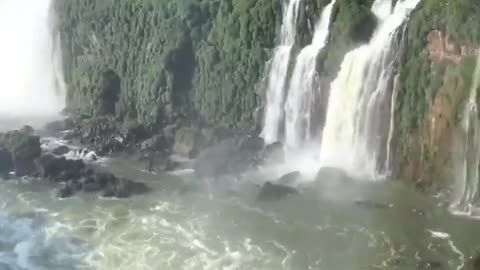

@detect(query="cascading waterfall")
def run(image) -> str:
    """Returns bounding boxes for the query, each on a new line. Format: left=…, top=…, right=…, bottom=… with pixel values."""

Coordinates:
left=451, top=53, right=480, bottom=215
left=284, top=0, right=336, bottom=150
left=261, top=0, right=300, bottom=145
left=0, top=0, right=66, bottom=119
left=319, top=0, right=421, bottom=178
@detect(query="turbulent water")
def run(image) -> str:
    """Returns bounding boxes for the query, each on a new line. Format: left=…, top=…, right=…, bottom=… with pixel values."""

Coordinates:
left=284, top=0, right=335, bottom=150
left=2, top=153, right=480, bottom=270
left=0, top=0, right=65, bottom=122
left=261, top=0, right=300, bottom=145
left=451, top=53, right=480, bottom=215
left=319, top=0, right=421, bottom=178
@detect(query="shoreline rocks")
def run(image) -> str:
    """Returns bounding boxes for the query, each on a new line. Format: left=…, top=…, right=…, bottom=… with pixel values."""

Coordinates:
left=0, top=126, right=150, bottom=199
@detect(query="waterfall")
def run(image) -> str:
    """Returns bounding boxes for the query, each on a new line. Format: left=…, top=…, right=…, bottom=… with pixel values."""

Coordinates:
left=319, top=0, right=421, bottom=179
left=0, top=0, right=66, bottom=120
left=261, top=0, right=301, bottom=145
left=451, top=53, right=480, bottom=215
left=284, top=0, right=336, bottom=150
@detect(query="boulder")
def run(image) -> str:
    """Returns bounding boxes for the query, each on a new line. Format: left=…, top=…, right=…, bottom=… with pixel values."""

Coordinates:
left=35, top=155, right=85, bottom=182
left=0, top=148, right=13, bottom=179
left=257, top=181, right=298, bottom=201
left=0, top=128, right=42, bottom=176
left=57, top=180, right=81, bottom=198
left=276, top=171, right=301, bottom=186
left=52, top=145, right=70, bottom=155
left=473, top=253, right=480, bottom=270
left=101, top=178, right=150, bottom=198
left=44, top=118, right=75, bottom=133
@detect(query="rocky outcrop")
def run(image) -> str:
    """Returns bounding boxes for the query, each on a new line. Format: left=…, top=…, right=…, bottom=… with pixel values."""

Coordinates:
left=0, top=127, right=150, bottom=199
left=426, top=30, right=479, bottom=65
left=0, top=127, right=41, bottom=177
left=257, top=181, right=298, bottom=201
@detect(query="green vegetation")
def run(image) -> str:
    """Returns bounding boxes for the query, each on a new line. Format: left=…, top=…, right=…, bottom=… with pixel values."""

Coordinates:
left=393, top=0, right=480, bottom=186
left=55, top=0, right=281, bottom=130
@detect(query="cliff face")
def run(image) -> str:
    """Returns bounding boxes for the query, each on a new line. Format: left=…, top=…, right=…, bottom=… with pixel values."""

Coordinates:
left=393, top=0, right=480, bottom=190
left=55, top=0, right=282, bottom=131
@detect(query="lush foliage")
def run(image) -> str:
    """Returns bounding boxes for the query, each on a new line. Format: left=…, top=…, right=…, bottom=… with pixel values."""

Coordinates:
left=55, top=0, right=281, bottom=130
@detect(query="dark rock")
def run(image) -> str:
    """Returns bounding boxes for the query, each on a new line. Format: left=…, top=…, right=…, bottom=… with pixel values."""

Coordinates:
left=473, top=254, right=480, bottom=270
left=35, top=155, right=85, bottom=182
left=44, top=118, right=75, bottom=133
left=52, top=145, right=70, bottom=155
left=0, top=148, right=13, bottom=179
left=101, top=178, right=150, bottom=198
left=81, top=176, right=103, bottom=192
left=257, top=181, right=298, bottom=201
left=57, top=181, right=81, bottom=198
left=57, top=185, right=75, bottom=198
left=0, top=128, right=42, bottom=176
left=277, top=171, right=301, bottom=186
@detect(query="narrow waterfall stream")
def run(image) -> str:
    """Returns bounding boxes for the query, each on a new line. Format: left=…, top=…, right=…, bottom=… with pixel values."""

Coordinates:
left=284, top=0, right=336, bottom=150
left=451, top=53, right=480, bottom=216
left=261, top=0, right=301, bottom=145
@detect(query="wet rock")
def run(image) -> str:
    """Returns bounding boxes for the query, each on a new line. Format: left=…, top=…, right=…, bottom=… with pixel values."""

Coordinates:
left=0, top=128, right=42, bottom=176
left=473, top=253, right=480, bottom=270
left=35, top=155, right=85, bottom=182
left=257, top=181, right=298, bottom=201
left=44, top=118, right=75, bottom=133
left=52, top=145, right=70, bottom=155
left=57, top=181, right=80, bottom=198
left=80, top=176, right=104, bottom=192
left=277, top=171, right=301, bottom=186
left=101, top=178, right=150, bottom=198
left=0, top=148, right=13, bottom=179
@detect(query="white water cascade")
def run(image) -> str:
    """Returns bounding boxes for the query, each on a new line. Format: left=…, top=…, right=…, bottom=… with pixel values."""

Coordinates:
left=319, top=0, right=421, bottom=179
left=261, top=0, right=301, bottom=145
left=0, top=0, right=66, bottom=122
left=451, top=53, right=480, bottom=215
left=284, top=0, right=336, bottom=150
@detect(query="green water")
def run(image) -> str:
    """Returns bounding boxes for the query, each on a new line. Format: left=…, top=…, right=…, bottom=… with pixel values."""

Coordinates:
left=1, top=156, right=480, bottom=270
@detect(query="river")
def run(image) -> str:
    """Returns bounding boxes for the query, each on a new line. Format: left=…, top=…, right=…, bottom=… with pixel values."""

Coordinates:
left=1, top=137, right=479, bottom=269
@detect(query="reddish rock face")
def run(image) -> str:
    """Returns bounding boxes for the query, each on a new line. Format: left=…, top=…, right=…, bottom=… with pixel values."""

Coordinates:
left=426, top=30, right=479, bottom=64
